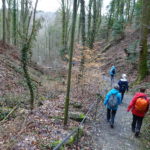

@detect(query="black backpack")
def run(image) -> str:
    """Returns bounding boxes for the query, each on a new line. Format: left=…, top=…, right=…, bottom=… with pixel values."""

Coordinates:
left=121, top=83, right=126, bottom=91
left=107, top=94, right=118, bottom=108
left=112, top=69, right=115, bottom=74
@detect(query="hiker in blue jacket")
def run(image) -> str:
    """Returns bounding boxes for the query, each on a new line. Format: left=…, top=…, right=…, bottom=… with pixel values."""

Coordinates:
left=109, top=66, right=116, bottom=83
left=104, top=84, right=122, bottom=128
left=118, top=74, right=129, bottom=102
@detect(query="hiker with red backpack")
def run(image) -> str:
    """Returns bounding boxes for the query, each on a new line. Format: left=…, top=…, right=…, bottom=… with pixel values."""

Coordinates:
left=127, top=88, right=149, bottom=137
left=104, top=84, right=122, bottom=128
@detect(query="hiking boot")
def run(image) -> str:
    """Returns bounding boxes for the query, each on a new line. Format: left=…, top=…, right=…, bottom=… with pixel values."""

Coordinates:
left=110, top=124, right=114, bottom=128
left=135, top=132, right=139, bottom=137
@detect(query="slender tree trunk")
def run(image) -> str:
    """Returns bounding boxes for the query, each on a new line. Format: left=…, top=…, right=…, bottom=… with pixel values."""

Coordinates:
left=7, top=0, right=11, bottom=43
left=87, top=0, right=93, bottom=45
left=21, top=44, right=34, bottom=110
left=106, top=0, right=115, bottom=40
left=89, top=0, right=97, bottom=49
left=129, top=0, right=135, bottom=23
left=116, top=0, right=120, bottom=20
left=64, top=0, right=77, bottom=126
left=13, top=0, right=17, bottom=45
left=61, top=0, right=66, bottom=47
left=48, top=31, right=51, bottom=59
left=78, top=0, right=86, bottom=85
left=77, top=12, right=81, bottom=43
left=79, top=0, right=86, bottom=73
left=61, top=0, right=70, bottom=57
left=80, top=0, right=86, bottom=47
left=21, top=0, right=39, bottom=111
left=126, top=0, right=131, bottom=22
left=119, top=0, right=124, bottom=20
left=2, top=0, right=6, bottom=43
left=96, top=0, right=102, bottom=32
left=65, top=0, right=70, bottom=48
left=138, top=0, right=150, bottom=81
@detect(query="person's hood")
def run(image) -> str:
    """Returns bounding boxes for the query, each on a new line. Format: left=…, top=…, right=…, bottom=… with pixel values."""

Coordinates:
left=121, top=74, right=127, bottom=81
left=111, top=66, right=115, bottom=70
left=134, top=92, right=147, bottom=98
left=110, top=88, right=119, bottom=95
left=120, top=78, right=127, bottom=81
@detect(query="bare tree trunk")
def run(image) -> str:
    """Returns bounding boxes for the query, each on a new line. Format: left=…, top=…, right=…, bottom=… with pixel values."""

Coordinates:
left=129, top=0, right=135, bottom=23
left=64, top=0, right=78, bottom=126
left=7, top=0, right=11, bottom=43
left=89, top=0, right=97, bottom=49
left=138, top=0, right=150, bottom=81
left=2, top=0, right=6, bottom=43
left=13, top=0, right=17, bottom=45
left=61, top=0, right=70, bottom=57
left=96, top=0, right=102, bottom=32
left=87, top=0, right=93, bottom=45
left=79, top=0, right=86, bottom=75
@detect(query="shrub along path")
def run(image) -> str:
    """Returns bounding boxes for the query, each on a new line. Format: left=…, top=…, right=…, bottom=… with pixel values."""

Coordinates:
left=81, top=77, right=144, bottom=150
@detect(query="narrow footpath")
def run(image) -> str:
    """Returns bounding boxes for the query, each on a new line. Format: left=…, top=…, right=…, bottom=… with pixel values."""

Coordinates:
left=83, top=77, right=144, bottom=150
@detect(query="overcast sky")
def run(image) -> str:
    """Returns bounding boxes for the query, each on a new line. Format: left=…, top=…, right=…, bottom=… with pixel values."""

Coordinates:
left=37, top=0, right=61, bottom=12
left=0, top=0, right=111, bottom=14
left=37, top=0, right=111, bottom=14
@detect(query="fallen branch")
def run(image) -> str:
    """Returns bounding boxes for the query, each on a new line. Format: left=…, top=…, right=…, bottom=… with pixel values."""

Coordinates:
left=101, top=36, right=124, bottom=53
left=0, top=104, right=19, bottom=124
left=101, top=43, right=112, bottom=53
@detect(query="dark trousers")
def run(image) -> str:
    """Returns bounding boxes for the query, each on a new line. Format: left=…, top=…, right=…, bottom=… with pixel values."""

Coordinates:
left=107, top=108, right=117, bottom=125
left=110, top=75, right=114, bottom=87
left=132, top=114, right=144, bottom=133
left=120, top=91, right=125, bottom=102
left=110, top=75, right=114, bottom=82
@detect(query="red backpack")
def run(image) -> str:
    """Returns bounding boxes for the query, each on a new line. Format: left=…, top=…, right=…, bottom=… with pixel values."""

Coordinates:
left=135, top=97, right=148, bottom=112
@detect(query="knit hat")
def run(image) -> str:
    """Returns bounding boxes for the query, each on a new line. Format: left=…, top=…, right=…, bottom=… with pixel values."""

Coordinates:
left=122, top=74, right=127, bottom=79
left=114, top=84, right=119, bottom=90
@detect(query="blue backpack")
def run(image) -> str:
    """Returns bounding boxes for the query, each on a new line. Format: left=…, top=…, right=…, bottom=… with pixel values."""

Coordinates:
left=108, top=94, right=118, bottom=108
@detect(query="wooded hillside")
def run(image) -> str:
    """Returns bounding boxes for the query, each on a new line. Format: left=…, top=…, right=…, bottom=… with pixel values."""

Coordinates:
left=0, top=0, right=150, bottom=149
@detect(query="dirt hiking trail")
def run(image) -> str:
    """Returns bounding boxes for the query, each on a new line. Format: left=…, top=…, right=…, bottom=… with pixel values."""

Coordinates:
left=84, top=77, right=143, bottom=150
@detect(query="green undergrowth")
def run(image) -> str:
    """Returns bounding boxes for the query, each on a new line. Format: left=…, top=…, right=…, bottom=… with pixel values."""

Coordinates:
left=0, top=93, right=29, bottom=108
left=129, top=82, right=150, bottom=94
left=141, top=112, right=150, bottom=150
left=69, top=112, right=85, bottom=122
left=39, top=128, right=84, bottom=150
left=39, top=140, right=64, bottom=150
left=0, top=107, right=16, bottom=121
left=0, top=108, right=10, bottom=120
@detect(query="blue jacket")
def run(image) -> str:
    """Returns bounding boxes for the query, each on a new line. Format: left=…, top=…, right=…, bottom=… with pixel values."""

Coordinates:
left=104, top=89, right=121, bottom=110
left=109, top=66, right=116, bottom=76
left=118, top=79, right=128, bottom=92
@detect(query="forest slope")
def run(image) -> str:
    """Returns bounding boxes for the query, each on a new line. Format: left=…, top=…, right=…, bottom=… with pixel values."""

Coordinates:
left=98, top=30, right=150, bottom=84
left=0, top=28, right=150, bottom=149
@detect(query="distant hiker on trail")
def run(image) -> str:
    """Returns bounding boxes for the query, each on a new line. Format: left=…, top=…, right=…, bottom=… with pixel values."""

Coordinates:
left=109, top=66, right=116, bottom=84
left=118, top=74, right=129, bottom=102
left=104, top=84, right=122, bottom=128
left=127, top=88, right=149, bottom=137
